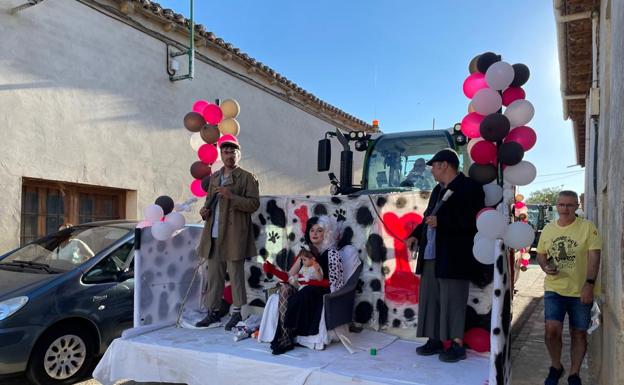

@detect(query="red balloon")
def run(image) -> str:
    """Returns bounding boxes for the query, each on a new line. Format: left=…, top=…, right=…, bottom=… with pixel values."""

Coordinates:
left=515, top=201, right=526, bottom=209
left=463, top=73, right=488, bottom=99
left=470, top=140, right=497, bottom=165
left=461, top=112, right=485, bottom=138
left=502, top=87, right=526, bottom=106
left=192, top=100, right=209, bottom=114
left=202, top=104, right=223, bottom=125
left=504, top=126, right=537, bottom=151
left=190, top=179, right=207, bottom=197
left=464, top=327, right=490, bottom=353
left=198, top=144, right=218, bottom=164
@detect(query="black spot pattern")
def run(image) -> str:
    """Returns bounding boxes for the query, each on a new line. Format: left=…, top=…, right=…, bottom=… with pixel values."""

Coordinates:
left=337, top=226, right=353, bottom=249
left=266, top=200, right=286, bottom=228
left=288, top=232, right=296, bottom=242
left=179, top=268, right=196, bottom=297
left=249, top=298, right=266, bottom=307
left=247, top=266, right=263, bottom=289
left=313, top=204, right=328, bottom=216
left=154, top=255, right=165, bottom=267
left=465, top=306, right=491, bottom=330
left=158, top=292, right=169, bottom=320
left=472, top=298, right=480, bottom=304
left=404, top=308, right=415, bottom=320
left=370, top=279, right=381, bottom=292
left=366, top=233, right=387, bottom=263
left=495, top=289, right=501, bottom=296
left=354, top=302, right=373, bottom=323
left=331, top=197, right=342, bottom=204
left=395, top=197, right=407, bottom=209
left=156, top=241, right=167, bottom=252
left=392, top=319, right=401, bottom=328
left=166, top=263, right=177, bottom=278
left=376, top=196, right=387, bottom=208
left=496, top=255, right=504, bottom=275
left=356, top=279, right=364, bottom=294
left=275, top=248, right=295, bottom=271
left=259, top=248, right=268, bottom=258
left=253, top=223, right=260, bottom=240
left=493, top=327, right=501, bottom=335
left=356, top=206, right=374, bottom=227
left=258, top=214, right=267, bottom=226
left=376, top=299, right=389, bottom=327
left=172, top=233, right=185, bottom=248
left=502, top=289, right=511, bottom=336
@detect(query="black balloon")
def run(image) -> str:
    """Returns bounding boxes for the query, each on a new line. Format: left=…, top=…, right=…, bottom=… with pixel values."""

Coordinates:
left=155, top=195, right=175, bottom=215
left=469, top=164, right=498, bottom=184
left=480, top=113, right=511, bottom=142
left=190, top=161, right=212, bottom=179
left=476, top=52, right=501, bottom=74
left=498, top=141, right=524, bottom=166
left=183, top=112, right=205, bottom=132
left=510, top=64, right=530, bottom=87
left=201, top=175, right=211, bottom=192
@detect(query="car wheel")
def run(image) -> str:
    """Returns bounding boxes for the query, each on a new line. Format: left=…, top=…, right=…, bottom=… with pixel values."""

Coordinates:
left=26, top=325, right=96, bottom=385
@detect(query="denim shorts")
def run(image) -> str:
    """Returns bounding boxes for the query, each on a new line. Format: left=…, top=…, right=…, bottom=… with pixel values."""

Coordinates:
left=544, top=291, right=592, bottom=330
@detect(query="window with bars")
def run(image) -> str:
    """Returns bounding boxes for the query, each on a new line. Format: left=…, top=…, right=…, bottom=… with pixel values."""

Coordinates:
left=20, top=178, right=126, bottom=245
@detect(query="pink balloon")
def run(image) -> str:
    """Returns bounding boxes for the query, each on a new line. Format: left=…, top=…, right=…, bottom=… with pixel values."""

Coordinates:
left=198, top=144, right=218, bottom=164
left=461, top=112, right=485, bottom=138
left=464, top=327, right=490, bottom=353
left=477, top=207, right=495, bottom=219
left=502, top=87, right=526, bottom=106
left=463, top=73, right=488, bottom=99
left=470, top=140, right=497, bottom=165
left=202, top=104, right=223, bottom=125
left=192, top=100, right=209, bottom=114
left=136, top=220, right=152, bottom=229
left=217, top=134, right=237, bottom=147
left=515, top=201, right=526, bottom=209
left=504, top=126, right=537, bottom=151
left=190, top=179, right=207, bottom=197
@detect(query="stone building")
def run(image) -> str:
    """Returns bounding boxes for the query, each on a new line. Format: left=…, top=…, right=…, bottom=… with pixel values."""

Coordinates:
left=0, top=0, right=374, bottom=250
left=554, top=0, right=624, bottom=383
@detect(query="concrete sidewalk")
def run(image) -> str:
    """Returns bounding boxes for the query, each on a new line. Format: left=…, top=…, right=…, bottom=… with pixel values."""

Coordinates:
left=511, top=265, right=590, bottom=385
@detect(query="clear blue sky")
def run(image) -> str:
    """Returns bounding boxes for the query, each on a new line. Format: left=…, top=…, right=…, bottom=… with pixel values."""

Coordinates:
left=159, top=0, right=585, bottom=197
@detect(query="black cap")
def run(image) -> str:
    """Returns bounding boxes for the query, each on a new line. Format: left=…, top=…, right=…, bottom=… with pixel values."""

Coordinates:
left=426, top=148, right=460, bottom=168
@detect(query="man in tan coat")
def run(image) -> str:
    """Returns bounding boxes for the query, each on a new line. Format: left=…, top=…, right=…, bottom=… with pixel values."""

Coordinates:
left=196, top=136, right=260, bottom=330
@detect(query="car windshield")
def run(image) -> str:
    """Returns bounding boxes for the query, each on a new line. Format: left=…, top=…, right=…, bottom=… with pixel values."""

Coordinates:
left=0, top=226, right=132, bottom=272
left=366, top=132, right=467, bottom=191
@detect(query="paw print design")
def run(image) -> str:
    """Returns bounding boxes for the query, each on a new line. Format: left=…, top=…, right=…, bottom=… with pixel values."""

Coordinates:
left=268, top=231, right=280, bottom=243
left=333, top=208, right=346, bottom=222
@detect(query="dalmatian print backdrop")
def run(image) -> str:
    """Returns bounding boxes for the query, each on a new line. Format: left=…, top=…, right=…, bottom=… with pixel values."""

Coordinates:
left=134, top=192, right=508, bottom=381
left=136, top=226, right=203, bottom=327
left=489, top=239, right=512, bottom=385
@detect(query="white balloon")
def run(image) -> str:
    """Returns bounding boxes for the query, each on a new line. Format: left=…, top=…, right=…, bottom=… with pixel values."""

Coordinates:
left=483, top=183, right=503, bottom=207
left=485, top=61, right=515, bottom=90
left=476, top=209, right=508, bottom=238
left=151, top=221, right=175, bottom=241
left=473, top=236, right=497, bottom=264
left=467, top=137, right=484, bottom=155
left=504, top=161, right=537, bottom=186
left=472, top=88, right=503, bottom=115
left=503, top=187, right=515, bottom=203
left=190, top=132, right=204, bottom=152
left=503, top=222, right=535, bottom=249
left=144, top=204, right=164, bottom=223
left=504, top=99, right=534, bottom=127
left=165, top=211, right=186, bottom=230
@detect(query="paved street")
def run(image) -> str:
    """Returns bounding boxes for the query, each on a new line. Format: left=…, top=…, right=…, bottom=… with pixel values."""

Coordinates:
left=4, top=265, right=589, bottom=385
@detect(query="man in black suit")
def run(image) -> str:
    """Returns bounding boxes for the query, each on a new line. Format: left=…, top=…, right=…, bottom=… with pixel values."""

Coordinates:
left=406, top=149, right=485, bottom=363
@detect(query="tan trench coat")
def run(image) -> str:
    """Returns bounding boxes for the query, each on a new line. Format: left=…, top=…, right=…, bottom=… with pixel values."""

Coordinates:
left=196, top=166, right=260, bottom=261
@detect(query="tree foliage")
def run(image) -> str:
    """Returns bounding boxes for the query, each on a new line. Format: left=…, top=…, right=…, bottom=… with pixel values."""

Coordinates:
left=525, top=186, right=562, bottom=205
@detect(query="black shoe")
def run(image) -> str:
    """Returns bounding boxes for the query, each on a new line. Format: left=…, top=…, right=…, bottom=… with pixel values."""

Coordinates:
left=195, top=311, right=221, bottom=328
left=544, top=366, right=564, bottom=385
left=271, top=344, right=294, bottom=355
left=438, top=342, right=467, bottom=363
left=416, top=339, right=444, bottom=356
left=567, top=374, right=581, bottom=385
left=224, top=312, right=242, bottom=331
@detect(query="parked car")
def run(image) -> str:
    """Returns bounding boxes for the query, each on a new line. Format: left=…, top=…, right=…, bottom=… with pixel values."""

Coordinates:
left=0, top=221, right=138, bottom=385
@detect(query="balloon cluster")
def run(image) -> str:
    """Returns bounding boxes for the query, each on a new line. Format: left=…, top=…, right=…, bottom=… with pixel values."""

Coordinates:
left=184, top=99, right=241, bottom=197
left=137, top=196, right=187, bottom=241
left=462, top=52, right=538, bottom=187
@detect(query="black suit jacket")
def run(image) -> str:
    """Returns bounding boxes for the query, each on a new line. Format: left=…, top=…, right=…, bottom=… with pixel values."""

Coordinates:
left=411, top=172, right=485, bottom=280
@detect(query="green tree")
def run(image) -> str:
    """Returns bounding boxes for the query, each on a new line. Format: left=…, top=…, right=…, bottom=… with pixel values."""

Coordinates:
left=525, top=186, right=563, bottom=205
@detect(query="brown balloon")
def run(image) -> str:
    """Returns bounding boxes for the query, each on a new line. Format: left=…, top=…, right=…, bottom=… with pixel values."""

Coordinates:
left=184, top=112, right=205, bottom=132
left=200, top=124, right=220, bottom=144
left=190, top=161, right=212, bottom=180
left=469, top=54, right=480, bottom=74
